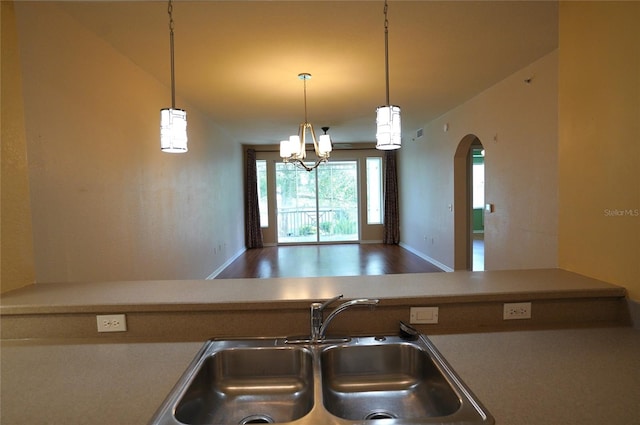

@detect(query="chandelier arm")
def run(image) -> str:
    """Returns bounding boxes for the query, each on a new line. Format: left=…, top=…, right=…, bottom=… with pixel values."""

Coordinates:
left=292, top=159, right=313, bottom=172
left=311, top=158, right=327, bottom=170
left=299, top=123, right=307, bottom=160
left=309, top=124, right=321, bottom=157
left=291, top=158, right=326, bottom=172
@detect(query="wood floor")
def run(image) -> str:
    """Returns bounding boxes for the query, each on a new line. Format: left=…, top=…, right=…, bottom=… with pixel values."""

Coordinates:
left=215, top=244, right=444, bottom=279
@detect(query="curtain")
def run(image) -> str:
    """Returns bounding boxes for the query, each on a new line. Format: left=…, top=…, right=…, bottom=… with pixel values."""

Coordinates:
left=244, top=148, right=263, bottom=248
left=383, top=150, right=400, bottom=244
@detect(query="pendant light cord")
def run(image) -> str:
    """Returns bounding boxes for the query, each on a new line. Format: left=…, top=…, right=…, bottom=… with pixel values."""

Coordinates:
left=384, top=0, right=390, bottom=105
left=298, top=73, right=311, bottom=124
left=303, top=76, right=309, bottom=123
left=168, top=0, right=176, bottom=109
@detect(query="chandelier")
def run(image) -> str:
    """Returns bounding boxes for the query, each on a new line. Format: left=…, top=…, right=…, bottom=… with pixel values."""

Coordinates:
left=280, top=73, right=332, bottom=172
left=376, top=0, right=401, bottom=150
left=160, top=0, right=188, bottom=153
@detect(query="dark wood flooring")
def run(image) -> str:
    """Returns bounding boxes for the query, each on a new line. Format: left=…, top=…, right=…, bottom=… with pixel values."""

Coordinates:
left=215, top=244, right=444, bottom=279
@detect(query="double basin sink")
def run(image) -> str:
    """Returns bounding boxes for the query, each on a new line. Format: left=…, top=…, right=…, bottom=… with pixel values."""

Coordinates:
left=150, top=334, right=493, bottom=425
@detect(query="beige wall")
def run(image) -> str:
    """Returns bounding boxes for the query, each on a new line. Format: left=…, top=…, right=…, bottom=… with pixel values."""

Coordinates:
left=5, top=1, right=638, bottom=303
left=1, top=2, right=36, bottom=293
left=399, top=51, right=559, bottom=271
left=10, top=2, right=244, bottom=283
left=558, top=2, right=640, bottom=301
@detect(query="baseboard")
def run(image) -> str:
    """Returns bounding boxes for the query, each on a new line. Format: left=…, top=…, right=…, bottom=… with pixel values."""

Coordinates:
left=206, top=247, right=247, bottom=279
left=399, top=243, right=454, bottom=272
left=628, top=298, right=640, bottom=329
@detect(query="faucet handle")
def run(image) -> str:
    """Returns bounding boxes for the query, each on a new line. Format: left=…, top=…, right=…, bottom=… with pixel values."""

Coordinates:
left=318, top=294, right=344, bottom=311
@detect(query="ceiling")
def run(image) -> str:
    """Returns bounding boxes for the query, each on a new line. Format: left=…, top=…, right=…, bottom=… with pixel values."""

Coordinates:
left=58, top=1, right=558, bottom=146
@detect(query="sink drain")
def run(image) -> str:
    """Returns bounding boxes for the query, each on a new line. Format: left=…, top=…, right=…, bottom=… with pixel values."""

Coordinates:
left=239, top=414, right=275, bottom=424
left=364, top=410, right=397, bottom=420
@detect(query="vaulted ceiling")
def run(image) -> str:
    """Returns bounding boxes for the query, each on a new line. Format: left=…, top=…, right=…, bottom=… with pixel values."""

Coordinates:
left=59, top=1, right=558, bottom=145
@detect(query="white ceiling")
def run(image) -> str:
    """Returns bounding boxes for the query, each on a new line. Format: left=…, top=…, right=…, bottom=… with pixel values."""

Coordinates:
left=59, top=0, right=558, bottom=145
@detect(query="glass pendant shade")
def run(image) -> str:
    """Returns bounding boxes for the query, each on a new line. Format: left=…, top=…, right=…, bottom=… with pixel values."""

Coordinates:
left=160, top=108, right=188, bottom=153
left=279, top=140, right=291, bottom=158
left=318, top=134, right=332, bottom=156
left=376, top=105, right=401, bottom=150
left=290, top=135, right=304, bottom=159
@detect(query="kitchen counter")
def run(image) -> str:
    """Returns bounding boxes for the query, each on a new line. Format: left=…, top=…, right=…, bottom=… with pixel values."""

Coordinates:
left=1, top=269, right=631, bottom=340
left=0, top=269, right=625, bottom=315
left=2, top=327, right=639, bottom=425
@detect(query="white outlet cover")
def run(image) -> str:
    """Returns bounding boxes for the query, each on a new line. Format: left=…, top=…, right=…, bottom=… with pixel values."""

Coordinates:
left=410, top=307, right=439, bottom=324
left=503, top=302, right=532, bottom=320
left=96, top=314, right=127, bottom=332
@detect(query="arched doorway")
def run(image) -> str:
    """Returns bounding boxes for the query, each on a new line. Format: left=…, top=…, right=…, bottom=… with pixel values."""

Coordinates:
left=453, top=134, right=485, bottom=270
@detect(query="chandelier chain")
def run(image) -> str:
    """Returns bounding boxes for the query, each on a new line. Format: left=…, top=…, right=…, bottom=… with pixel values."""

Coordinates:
left=168, top=0, right=175, bottom=32
left=384, top=0, right=389, bottom=31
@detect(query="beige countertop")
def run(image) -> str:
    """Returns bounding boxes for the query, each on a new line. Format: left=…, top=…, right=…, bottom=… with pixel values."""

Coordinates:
left=2, top=327, right=639, bottom=425
left=0, top=269, right=626, bottom=315
left=2, top=268, right=632, bottom=341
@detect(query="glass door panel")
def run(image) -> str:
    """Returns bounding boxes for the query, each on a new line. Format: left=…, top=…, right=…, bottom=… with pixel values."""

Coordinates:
left=275, top=161, right=359, bottom=244
left=276, top=163, right=318, bottom=243
left=317, top=161, right=358, bottom=242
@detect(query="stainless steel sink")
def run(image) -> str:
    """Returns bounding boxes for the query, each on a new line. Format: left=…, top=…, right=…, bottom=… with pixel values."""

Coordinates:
left=152, top=340, right=314, bottom=425
left=321, top=341, right=461, bottom=420
left=150, top=335, right=493, bottom=425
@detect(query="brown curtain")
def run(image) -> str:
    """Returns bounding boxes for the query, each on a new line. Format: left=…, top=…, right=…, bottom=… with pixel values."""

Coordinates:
left=383, top=150, right=400, bottom=244
left=244, top=148, right=263, bottom=248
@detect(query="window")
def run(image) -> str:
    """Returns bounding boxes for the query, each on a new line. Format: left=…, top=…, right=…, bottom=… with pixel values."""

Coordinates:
left=366, top=157, right=383, bottom=224
left=472, top=150, right=485, bottom=209
left=254, top=147, right=385, bottom=244
left=256, top=160, right=268, bottom=228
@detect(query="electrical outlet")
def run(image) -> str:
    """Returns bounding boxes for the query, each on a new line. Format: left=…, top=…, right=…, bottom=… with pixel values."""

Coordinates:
left=97, top=314, right=127, bottom=332
left=410, top=307, right=439, bottom=324
left=503, top=302, right=532, bottom=320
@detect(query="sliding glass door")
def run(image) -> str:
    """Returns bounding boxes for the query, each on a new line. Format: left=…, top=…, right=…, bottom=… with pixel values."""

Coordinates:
left=276, top=161, right=358, bottom=243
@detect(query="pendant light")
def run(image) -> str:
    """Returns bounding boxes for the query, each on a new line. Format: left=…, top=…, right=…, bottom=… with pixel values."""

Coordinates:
left=376, top=0, right=401, bottom=150
left=160, top=0, right=188, bottom=153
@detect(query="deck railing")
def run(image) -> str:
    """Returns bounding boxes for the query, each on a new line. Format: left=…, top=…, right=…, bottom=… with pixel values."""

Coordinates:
left=277, top=207, right=357, bottom=240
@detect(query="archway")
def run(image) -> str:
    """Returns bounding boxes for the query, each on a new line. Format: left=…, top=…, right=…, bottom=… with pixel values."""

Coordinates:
left=453, top=134, right=484, bottom=270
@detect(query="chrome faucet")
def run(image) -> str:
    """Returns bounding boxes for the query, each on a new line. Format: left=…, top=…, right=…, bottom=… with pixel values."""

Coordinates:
left=310, top=294, right=380, bottom=342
